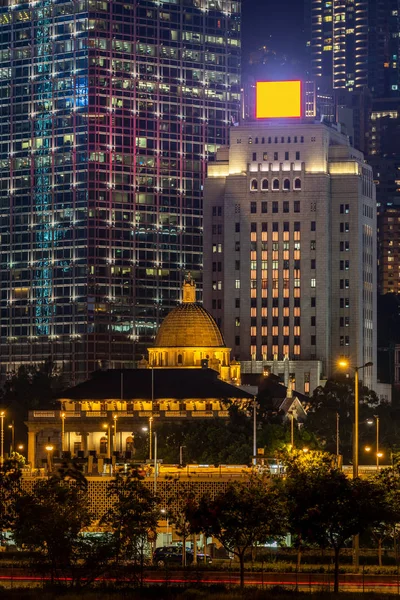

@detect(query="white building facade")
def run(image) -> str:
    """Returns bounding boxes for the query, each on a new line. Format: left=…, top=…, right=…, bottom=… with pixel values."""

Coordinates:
left=203, top=122, right=377, bottom=391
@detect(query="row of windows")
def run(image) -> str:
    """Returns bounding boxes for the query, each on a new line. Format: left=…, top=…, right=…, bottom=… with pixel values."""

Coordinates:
left=251, top=151, right=301, bottom=162
left=244, top=135, right=305, bottom=145
left=250, top=178, right=302, bottom=191
left=250, top=200, right=301, bottom=214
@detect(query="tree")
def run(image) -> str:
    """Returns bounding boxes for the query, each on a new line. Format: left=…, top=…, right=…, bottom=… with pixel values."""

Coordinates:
left=371, top=463, right=400, bottom=565
left=306, top=377, right=379, bottom=459
left=185, top=473, right=288, bottom=587
left=280, top=449, right=336, bottom=569
left=0, top=359, right=65, bottom=453
left=12, top=468, right=109, bottom=586
left=101, top=467, right=159, bottom=585
left=287, top=466, right=385, bottom=593
left=0, top=457, right=23, bottom=543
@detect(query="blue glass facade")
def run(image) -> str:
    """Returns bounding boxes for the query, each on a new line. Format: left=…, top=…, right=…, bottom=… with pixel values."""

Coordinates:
left=0, top=0, right=241, bottom=382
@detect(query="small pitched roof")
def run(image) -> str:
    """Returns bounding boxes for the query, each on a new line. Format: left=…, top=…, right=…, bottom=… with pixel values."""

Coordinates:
left=58, top=368, right=254, bottom=401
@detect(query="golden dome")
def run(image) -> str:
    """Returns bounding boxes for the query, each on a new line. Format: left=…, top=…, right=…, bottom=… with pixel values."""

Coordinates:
left=154, top=278, right=226, bottom=348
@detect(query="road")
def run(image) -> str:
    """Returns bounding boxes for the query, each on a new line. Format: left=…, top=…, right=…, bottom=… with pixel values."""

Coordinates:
left=1, top=569, right=400, bottom=593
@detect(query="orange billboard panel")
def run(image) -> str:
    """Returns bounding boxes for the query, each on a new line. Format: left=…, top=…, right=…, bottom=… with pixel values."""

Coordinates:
left=256, top=81, right=302, bottom=119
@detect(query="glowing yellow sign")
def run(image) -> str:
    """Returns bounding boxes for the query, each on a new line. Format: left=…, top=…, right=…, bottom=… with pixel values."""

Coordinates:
left=256, top=81, right=302, bottom=119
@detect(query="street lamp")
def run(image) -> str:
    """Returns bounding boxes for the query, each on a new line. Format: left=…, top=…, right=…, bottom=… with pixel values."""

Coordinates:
left=17, top=444, right=24, bottom=453
left=253, top=396, right=257, bottom=466
left=142, top=419, right=153, bottom=461
left=113, top=414, right=118, bottom=454
left=8, top=421, right=14, bottom=455
left=367, top=415, right=380, bottom=471
left=103, top=422, right=111, bottom=459
left=0, top=411, right=4, bottom=464
left=288, top=410, right=295, bottom=450
left=338, top=358, right=373, bottom=568
left=161, top=508, right=169, bottom=545
left=179, top=445, right=186, bottom=466
left=45, top=444, right=54, bottom=473
left=61, top=412, right=66, bottom=453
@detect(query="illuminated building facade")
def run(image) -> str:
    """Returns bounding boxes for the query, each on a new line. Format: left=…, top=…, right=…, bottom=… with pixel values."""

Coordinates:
left=0, top=0, right=241, bottom=383
left=308, top=0, right=400, bottom=97
left=203, top=121, right=377, bottom=389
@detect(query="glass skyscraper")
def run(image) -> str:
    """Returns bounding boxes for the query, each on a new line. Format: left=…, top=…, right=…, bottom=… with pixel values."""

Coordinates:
left=0, top=0, right=241, bottom=383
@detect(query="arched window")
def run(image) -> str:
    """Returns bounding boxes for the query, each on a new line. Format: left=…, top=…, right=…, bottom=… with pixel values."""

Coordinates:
left=100, top=436, right=107, bottom=455
left=261, top=179, right=269, bottom=191
left=126, top=436, right=134, bottom=453
left=283, top=178, right=290, bottom=191
left=250, top=179, right=258, bottom=191
left=177, top=353, right=183, bottom=365
left=294, top=178, right=301, bottom=190
left=272, top=178, right=279, bottom=190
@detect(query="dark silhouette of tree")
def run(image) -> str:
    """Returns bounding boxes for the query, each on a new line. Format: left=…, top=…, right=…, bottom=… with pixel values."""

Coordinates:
left=12, top=468, right=110, bottom=587
left=0, top=457, right=23, bottom=543
left=184, top=473, right=288, bottom=587
left=101, top=467, right=159, bottom=586
left=284, top=461, right=385, bottom=593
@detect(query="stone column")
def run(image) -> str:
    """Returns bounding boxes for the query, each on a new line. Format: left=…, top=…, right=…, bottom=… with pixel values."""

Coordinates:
left=28, top=430, right=36, bottom=468
left=81, top=432, right=89, bottom=455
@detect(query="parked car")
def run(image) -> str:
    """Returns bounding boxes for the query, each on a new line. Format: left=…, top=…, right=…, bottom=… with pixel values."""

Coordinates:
left=153, top=546, right=212, bottom=567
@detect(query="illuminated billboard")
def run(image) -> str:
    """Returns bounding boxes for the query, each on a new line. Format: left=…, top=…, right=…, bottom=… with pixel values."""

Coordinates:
left=256, top=81, right=302, bottom=119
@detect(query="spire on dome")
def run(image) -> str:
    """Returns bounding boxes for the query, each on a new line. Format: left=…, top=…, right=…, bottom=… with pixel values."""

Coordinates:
left=182, top=273, right=196, bottom=304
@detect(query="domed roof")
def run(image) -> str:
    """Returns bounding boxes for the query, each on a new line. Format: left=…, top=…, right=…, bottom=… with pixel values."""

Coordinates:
left=154, top=279, right=226, bottom=348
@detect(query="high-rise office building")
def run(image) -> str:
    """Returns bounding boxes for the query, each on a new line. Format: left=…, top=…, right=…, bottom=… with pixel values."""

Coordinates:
left=307, top=0, right=400, bottom=97
left=0, top=0, right=241, bottom=382
left=203, top=120, right=377, bottom=389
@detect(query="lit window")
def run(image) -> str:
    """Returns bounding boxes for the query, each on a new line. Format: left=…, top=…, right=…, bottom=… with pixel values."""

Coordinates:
left=250, top=179, right=258, bottom=191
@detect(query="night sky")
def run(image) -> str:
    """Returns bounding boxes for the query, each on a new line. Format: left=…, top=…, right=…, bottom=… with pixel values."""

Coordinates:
left=242, top=0, right=305, bottom=59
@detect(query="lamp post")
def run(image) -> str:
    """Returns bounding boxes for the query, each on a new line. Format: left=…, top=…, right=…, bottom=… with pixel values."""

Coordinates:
left=103, top=422, right=111, bottom=459
left=0, top=411, right=4, bottom=464
left=336, top=412, right=340, bottom=457
left=113, top=414, right=118, bottom=454
left=253, top=396, right=257, bottom=466
left=45, top=444, right=54, bottom=473
left=179, top=445, right=186, bottom=466
left=149, top=416, right=153, bottom=461
left=288, top=410, right=295, bottom=449
left=154, top=431, right=158, bottom=494
left=338, top=359, right=373, bottom=569
left=367, top=415, right=381, bottom=470
left=17, top=444, right=24, bottom=454
left=8, top=421, right=14, bottom=455
left=61, top=412, right=66, bottom=453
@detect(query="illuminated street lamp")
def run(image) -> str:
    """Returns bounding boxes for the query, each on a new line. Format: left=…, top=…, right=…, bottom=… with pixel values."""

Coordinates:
left=338, top=358, right=373, bottom=568
left=61, top=412, right=66, bottom=453
left=103, top=422, right=111, bottom=459
left=8, top=421, right=14, bottom=455
left=113, top=414, right=118, bottom=454
left=45, top=444, right=54, bottom=473
left=367, top=415, right=380, bottom=471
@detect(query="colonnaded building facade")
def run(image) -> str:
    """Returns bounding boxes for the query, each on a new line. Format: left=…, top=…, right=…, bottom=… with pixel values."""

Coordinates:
left=26, top=279, right=251, bottom=468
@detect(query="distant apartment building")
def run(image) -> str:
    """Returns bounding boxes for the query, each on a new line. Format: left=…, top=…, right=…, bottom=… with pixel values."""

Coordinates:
left=306, top=0, right=400, bottom=97
left=203, top=121, right=377, bottom=389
